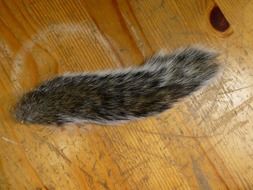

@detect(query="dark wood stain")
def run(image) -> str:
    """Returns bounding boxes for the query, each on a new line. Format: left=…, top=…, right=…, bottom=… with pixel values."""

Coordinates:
left=210, top=6, right=230, bottom=32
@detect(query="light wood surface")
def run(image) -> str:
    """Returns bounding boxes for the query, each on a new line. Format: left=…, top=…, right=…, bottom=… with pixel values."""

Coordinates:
left=1, top=0, right=253, bottom=189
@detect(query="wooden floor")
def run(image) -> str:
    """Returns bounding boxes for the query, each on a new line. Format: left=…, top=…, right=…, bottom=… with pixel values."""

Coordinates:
left=1, top=0, right=253, bottom=189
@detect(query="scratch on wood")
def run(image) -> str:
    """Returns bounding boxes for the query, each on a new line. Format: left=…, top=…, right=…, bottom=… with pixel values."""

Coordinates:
left=121, top=159, right=149, bottom=176
left=135, top=129, right=223, bottom=139
left=216, top=97, right=253, bottom=124
left=191, top=158, right=212, bottom=190
left=79, top=167, right=94, bottom=184
left=46, top=142, right=71, bottom=164
left=98, top=180, right=110, bottom=190
left=218, top=84, right=253, bottom=95
left=1, top=136, right=18, bottom=145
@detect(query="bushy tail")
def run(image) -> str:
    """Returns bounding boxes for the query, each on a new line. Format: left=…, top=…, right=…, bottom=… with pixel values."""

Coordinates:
left=13, top=46, right=220, bottom=125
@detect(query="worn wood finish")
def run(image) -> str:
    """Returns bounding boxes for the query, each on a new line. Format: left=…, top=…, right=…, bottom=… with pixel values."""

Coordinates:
left=1, top=0, right=253, bottom=189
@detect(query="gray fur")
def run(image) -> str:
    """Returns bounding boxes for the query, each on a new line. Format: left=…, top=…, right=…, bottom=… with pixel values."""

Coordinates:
left=13, top=46, right=220, bottom=126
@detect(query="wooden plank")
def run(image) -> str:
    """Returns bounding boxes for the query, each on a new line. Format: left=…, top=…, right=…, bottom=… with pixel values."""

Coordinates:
left=0, top=0, right=253, bottom=189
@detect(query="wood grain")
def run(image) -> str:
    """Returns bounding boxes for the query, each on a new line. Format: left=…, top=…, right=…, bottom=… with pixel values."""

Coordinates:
left=1, top=0, right=253, bottom=189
